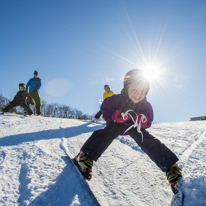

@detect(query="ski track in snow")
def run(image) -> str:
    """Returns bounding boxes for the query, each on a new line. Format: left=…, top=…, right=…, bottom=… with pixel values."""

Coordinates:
left=0, top=113, right=206, bottom=206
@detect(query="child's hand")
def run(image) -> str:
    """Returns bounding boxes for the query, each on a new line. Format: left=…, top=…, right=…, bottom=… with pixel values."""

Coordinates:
left=112, top=110, right=129, bottom=123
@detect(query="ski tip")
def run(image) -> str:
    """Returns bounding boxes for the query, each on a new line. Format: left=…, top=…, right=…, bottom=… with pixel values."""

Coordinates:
left=170, top=189, right=184, bottom=206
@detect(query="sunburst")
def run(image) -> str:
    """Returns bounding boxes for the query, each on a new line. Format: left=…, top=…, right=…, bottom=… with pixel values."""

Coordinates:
left=142, top=64, right=160, bottom=82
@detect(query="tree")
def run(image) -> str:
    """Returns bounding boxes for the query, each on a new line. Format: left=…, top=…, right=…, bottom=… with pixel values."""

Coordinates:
left=0, top=91, right=11, bottom=111
left=41, top=100, right=47, bottom=116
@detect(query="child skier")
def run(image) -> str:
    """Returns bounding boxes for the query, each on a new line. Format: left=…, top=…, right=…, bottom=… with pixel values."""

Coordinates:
left=75, top=69, right=182, bottom=194
left=93, top=85, right=115, bottom=122
left=2, top=83, right=34, bottom=115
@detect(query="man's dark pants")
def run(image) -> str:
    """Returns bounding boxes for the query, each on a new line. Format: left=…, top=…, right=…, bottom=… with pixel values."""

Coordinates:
left=94, top=110, right=102, bottom=119
left=27, top=92, right=41, bottom=115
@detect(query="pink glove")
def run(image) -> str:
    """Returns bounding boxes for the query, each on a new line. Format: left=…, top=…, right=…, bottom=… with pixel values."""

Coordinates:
left=112, top=110, right=129, bottom=123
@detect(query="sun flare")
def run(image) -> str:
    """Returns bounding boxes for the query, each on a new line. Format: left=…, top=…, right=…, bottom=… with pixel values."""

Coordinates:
left=142, top=65, right=160, bottom=81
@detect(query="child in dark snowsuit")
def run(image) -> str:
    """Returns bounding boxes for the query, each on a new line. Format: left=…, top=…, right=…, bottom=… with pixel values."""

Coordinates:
left=75, top=69, right=182, bottom=194
left=2, top=83, right=34, bottom=115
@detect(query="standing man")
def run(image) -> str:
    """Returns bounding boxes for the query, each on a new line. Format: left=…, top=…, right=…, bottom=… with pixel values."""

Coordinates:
left=93, top=85, right=115, bottom=122
left=26, top=70, right=42, bottom=115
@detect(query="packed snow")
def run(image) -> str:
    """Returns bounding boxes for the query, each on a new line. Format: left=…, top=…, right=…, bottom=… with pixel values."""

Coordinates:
left=0, top=113, right=206, bottom=206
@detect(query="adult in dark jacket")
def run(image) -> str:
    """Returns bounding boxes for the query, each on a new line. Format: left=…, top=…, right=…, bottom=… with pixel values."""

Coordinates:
left=2, top=83, right=34, bottom=115
left=26, top=70, right=42, bottom=115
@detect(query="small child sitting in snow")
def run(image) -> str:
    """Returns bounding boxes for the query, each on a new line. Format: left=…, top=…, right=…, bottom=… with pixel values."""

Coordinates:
left=74, top=69, right=182, bottom=194
left=2, top=83, right=34, bottom=116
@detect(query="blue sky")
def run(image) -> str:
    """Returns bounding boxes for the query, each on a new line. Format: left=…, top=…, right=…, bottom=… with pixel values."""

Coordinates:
left=1, top=0, right=206, bottom=123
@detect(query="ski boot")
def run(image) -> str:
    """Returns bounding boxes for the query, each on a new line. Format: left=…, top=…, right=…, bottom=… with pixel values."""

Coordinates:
left=166, top=163, right=182, bottom=194
left=23, top=111, right=33, bottom=117
left=74, top=151, right=93, bottom=180
left=24, top=111, right=28, bottom=116
left=36, top=113, right=44, bottom=117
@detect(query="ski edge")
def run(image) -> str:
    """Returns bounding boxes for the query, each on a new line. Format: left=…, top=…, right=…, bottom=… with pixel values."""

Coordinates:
left=66, top=154, right=103, bottom=206
left=60, top=137, right=109, bottom=206
left=170, top=183, right=184, bottom=206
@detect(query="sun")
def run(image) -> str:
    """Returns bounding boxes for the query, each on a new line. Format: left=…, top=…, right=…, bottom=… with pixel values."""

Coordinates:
left=142, top=64, right=160, bottom=81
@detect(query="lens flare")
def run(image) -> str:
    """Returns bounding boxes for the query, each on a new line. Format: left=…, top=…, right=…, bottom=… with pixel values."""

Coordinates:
left=105, top=77, right=113, bottom=83
left=44, top=78, right=70, bottom=97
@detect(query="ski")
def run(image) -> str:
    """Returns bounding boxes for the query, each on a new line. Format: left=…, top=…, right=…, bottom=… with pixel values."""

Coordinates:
left=66, top=154, right=102, bottom=206
left=170, top=183, right=184, bottom=206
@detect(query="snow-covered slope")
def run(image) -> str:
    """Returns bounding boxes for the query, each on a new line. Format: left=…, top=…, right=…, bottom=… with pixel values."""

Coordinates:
left=0, top=114, right=206, bottom=206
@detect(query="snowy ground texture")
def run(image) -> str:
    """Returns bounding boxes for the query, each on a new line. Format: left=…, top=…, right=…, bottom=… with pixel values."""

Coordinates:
left=0, top=114, right=206, bottom=206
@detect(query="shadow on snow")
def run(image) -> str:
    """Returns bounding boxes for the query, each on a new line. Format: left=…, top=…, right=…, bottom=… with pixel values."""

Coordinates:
left=29, top=157, right=99, bottom=206
left=0, top=122, right=104, bottom=147
left=0, top=122, right=104, bottom=205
